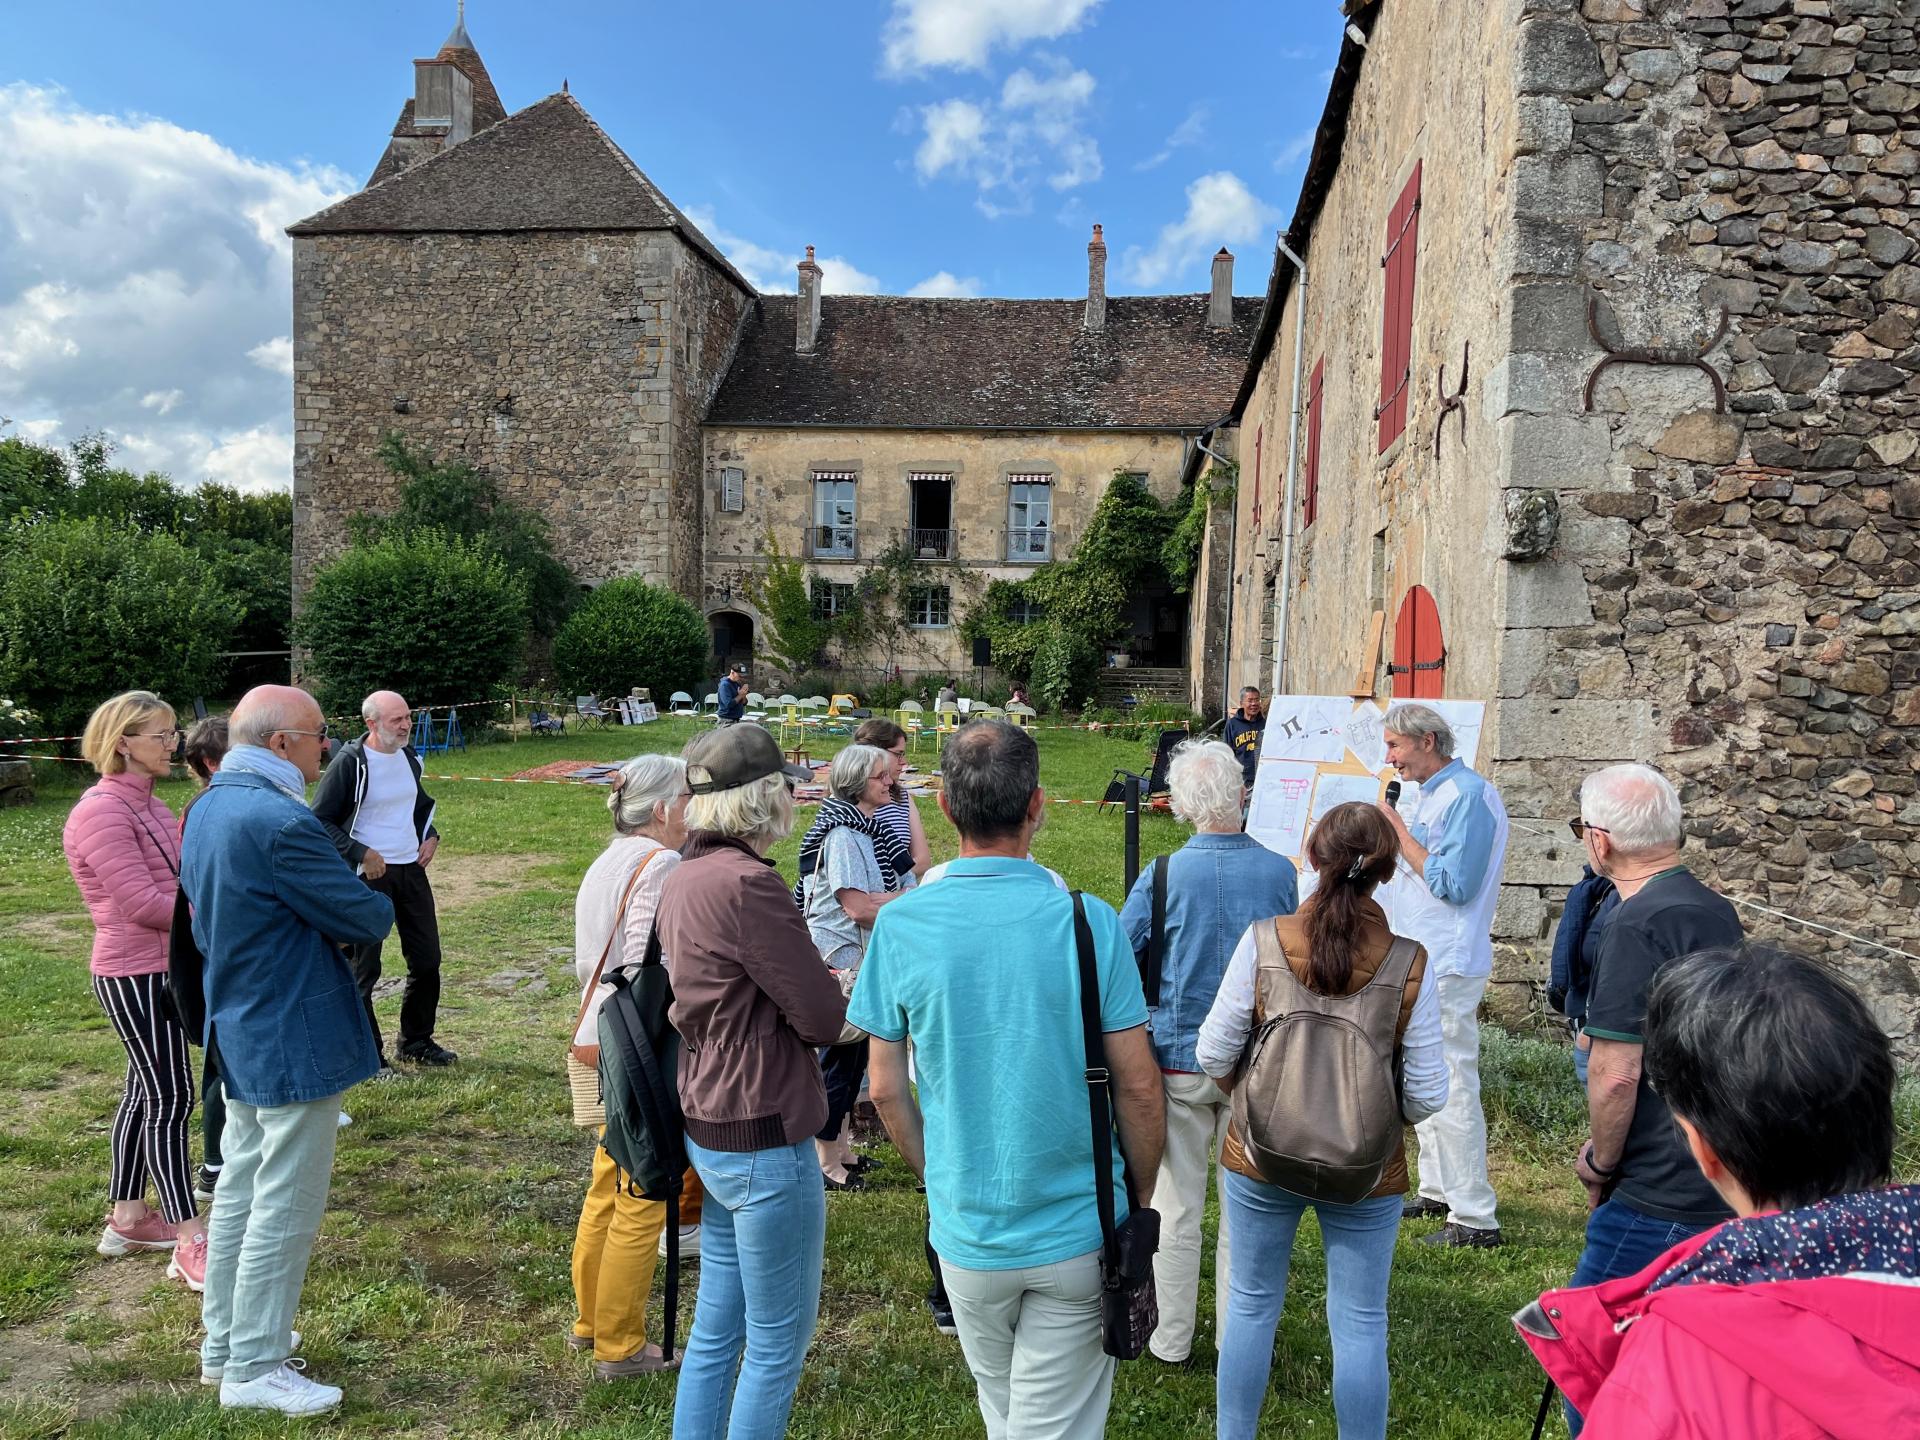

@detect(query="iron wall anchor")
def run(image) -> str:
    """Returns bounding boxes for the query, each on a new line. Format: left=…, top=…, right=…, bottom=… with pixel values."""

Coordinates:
left=1434, top=341, right=1469, bottom=456
left=1583, top=293, right=1729, bottom=414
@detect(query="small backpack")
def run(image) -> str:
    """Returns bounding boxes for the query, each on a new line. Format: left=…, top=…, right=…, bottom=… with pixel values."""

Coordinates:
left=1230, top=921, right=1420, bottom=1205
left=596, top=928, right=689, bottom=1358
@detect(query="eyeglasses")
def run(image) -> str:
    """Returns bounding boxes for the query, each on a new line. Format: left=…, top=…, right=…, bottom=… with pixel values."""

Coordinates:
left=134, top=728, right=182, bottom=743
left=1567, top=818, right=1610, bottom=840
left=277, top=724, right=331, bottom=742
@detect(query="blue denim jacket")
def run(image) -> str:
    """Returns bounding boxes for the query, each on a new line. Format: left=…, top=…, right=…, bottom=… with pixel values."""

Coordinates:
left=1119, top=832, right=1298, bottom=1073
left=181, top=770, right=395, bottom=1107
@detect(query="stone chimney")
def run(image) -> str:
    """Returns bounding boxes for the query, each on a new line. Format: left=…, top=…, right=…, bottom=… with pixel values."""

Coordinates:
left=413, top=59, right=474, bottom=145
left=1210, top=248, right=1234, bottom=329
left=796, top=245, right=824, bottom=355
left=1085, top=224, right=1107, bottom=332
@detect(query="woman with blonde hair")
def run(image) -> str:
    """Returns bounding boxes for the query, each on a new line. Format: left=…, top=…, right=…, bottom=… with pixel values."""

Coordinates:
left=61, top=690, right=208, bottom=1291
left=568, top=752, right=700, bottom=1379
left=655, top=725, right=844, bottom=1440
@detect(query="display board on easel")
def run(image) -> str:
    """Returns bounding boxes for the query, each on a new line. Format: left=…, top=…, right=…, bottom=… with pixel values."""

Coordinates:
left=1245, top=695, right=1485, bottom=866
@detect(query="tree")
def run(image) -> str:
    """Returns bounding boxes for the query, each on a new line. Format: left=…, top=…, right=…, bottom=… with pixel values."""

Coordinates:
left=357, top=434, right=575, bottom=637
left=0, top=516, right=240, bottom=733
left=296, top=532, right=529, bottom=718
left=551, top=578, right=708, bottom=703
left=742, top=531, right=835, bottom=673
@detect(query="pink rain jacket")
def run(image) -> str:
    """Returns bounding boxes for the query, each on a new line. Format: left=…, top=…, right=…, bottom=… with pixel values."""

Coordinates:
left=1518, top=1190, right=1920, bottom=1439
left=62, top=771, right=181, bottom=977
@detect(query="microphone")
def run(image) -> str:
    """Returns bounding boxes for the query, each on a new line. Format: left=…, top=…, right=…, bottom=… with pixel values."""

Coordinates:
left=1384, top=780, right=1401, bottom=807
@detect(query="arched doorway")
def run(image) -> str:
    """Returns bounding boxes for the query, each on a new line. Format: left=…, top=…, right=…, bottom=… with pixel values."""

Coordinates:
left=708, top=610, right=754, bottom=667
left=1390, top=585, right=1445, bottom=698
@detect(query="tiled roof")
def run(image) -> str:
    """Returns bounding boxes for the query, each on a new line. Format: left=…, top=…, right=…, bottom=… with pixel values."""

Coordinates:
left=294, top=93, right=753, bottom=296
left=365, top=34, right=509, bottom=189
left=705, top=294, right=1261, bottom=430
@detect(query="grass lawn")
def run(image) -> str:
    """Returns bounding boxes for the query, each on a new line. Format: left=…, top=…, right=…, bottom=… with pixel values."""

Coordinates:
left=0, top=717, right=1902, bottom=1437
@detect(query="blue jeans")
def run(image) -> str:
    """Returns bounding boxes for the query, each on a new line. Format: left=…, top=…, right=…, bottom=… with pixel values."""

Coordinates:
left=673, top=1136, right=825, bottom=1440
left=1217, top=1171, right=1402, bottom=1440
left=1563, top=1199, right=1712, bottom=1435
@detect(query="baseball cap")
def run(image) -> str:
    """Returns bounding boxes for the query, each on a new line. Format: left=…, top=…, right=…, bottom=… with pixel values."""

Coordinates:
left=685, top=724, right=813, bottom=794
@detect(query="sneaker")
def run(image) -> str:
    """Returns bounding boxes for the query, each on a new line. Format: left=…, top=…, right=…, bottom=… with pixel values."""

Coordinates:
left=167, top=1230, right=208, bottom=1292
left=594, top=1344, right=678, bottom=1380
left=219, top=1358, right=341, bottom=1415
left=657, top=1224, right=701, bottom=1262
left=193, top=1166, right=220, bottom=1206
left=201, top=1331, right=299, bottom=1385
left=399, top=1041, right=458, bottom=1067
left=97, top=1212, right=177, bottom=1256
left=370, top=1061, right=400, bottom=1082
left=1402, top=1196, right=1448, bottom=1221
left=564, top=1333, right=594, bottom=1353
left=337, top=1111, right=353, bottom=1128
left=1419, top=1222, right=1504, bottom=1249
left=928, top=1295, right=958, bottom=1337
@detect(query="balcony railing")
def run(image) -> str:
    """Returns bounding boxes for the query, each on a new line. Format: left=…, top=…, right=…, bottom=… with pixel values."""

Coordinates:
left=809, top=525, right=858, bottom=560
left=906, top=526, right=957, bottom=561
left=1006, top=526, right=1054, bottom=562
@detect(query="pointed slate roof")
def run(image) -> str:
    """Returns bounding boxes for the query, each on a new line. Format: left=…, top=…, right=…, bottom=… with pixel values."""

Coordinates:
left=293, top=93, right=754, bottom=296
left=365, top=25, right=509, bottom=188
left=706, top=293, right=1261, bottom=430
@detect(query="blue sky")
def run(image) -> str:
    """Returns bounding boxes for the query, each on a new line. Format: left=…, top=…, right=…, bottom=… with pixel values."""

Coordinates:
left=0, top=1, right=1340, bottom=489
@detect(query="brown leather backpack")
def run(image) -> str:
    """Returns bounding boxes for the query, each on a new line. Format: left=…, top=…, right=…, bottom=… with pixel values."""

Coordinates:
left=1230, top=923, right=1420, bottom=1204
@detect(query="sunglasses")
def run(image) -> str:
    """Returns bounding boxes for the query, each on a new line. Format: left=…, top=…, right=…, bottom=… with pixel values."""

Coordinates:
left=1567, top=818, right=1610, bottom=840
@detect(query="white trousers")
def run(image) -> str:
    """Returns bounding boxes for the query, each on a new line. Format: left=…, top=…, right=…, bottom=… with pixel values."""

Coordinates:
left=940, top=1248, right=1114, bottom=1440
left=1413, top=972, right=1498, bottom=1231
left=1147, top=1069, right=1231, bottom=1361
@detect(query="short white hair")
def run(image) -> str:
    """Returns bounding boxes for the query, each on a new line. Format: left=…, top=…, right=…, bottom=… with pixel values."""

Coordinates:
left=230, top=692, right=313, bottom=748
left=1384, top=703, right=1455, bottom=759
left=609, top=753, right=688, bottom=835
left=830, top=744, right=889, bottom=805
left=686, top=770, right=794, bottom=846
left=1580, top=763, right=1683, bottom=855
left=1167, top=739, right=1244, bottom=831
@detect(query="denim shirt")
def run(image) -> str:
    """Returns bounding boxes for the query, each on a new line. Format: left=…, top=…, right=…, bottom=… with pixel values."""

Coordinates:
left=1119, top=832, right=1298, bottom=1073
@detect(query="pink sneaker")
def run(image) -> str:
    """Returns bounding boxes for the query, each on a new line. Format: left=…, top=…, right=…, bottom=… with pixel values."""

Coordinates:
left=97, top=1212, right=177, bottom=1256
left=168, top=1230, right=208, bottom=1291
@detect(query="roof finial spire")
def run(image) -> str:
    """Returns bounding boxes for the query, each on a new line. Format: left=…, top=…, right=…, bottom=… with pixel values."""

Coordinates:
left=458, top=0, right=466, bottom=23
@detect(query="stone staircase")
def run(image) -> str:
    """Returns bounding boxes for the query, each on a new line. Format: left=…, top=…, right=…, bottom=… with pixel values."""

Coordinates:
left=1096, top=666, right=1189, bottom=709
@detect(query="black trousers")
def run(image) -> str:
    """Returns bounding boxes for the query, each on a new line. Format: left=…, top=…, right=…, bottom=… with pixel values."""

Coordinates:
left=816, top=1038, right=869, bottom=1143
left=348, top=860, right=443, bottom=1057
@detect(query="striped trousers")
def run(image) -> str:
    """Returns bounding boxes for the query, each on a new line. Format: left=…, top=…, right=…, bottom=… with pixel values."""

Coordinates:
left=91, top=971, right=198, bottom=1224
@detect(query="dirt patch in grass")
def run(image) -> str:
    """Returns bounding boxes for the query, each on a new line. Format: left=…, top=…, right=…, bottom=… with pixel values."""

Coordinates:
left=0, top=1257, right=168, bottom=1418
left=426, top=854, right=541, bottom=912
left=505, top=760, right=610, bottom=786
left=8, top=912, right=89, bottom=949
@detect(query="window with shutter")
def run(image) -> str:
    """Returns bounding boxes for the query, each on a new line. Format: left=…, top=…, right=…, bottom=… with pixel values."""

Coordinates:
left=721, top=466, right=745, bottom=513
left=1303, top=360, right=1325, bottom=529
left=1376, top=162, right=1422, bottom=453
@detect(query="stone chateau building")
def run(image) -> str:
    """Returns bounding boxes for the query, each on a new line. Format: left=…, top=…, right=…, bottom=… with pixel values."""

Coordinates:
left=286, top=17, right=1256, bottom=690
left=1193, top=0, right=1920, bottom=1040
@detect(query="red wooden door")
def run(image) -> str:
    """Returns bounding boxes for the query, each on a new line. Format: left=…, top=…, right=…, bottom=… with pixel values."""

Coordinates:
left=1391, top=585, right=1445, bottom=698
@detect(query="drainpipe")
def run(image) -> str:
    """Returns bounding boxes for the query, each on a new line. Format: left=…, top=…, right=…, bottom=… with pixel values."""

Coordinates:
left=1272, top=237, right=1309, bottom=697
left=1193, top=430, right=1236, bottom=720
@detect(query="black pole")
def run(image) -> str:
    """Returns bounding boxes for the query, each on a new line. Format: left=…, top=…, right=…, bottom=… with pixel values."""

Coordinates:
left=1123, top=771, right=1142, bottom=894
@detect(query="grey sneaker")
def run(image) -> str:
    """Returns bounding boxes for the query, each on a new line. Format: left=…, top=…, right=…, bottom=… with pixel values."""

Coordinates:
left=1419, top=1223, right=1504, bottom=1249
left=594, top=1344, right=678, bottom=1380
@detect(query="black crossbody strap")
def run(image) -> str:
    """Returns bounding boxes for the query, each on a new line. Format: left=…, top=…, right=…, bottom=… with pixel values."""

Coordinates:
left=1143, top=855, right=1168, bottom=1004
left=1072, top=892, right=1122, bottom=1272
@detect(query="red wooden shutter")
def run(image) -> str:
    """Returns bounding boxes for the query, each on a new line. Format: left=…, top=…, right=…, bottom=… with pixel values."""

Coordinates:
left=1303, top=359, right=1325, bottom=528
left=1376, top=161, right=1422, bottom=453
left=1390, top=584, right=1445, bottom=698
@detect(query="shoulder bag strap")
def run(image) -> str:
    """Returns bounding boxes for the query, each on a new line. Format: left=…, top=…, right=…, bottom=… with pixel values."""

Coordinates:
left=571, top=850, right=657, bottom=1047
left=1142, top=855, right=1168, bottom=1006
left=1071, top=891, right=1122, bottom=1272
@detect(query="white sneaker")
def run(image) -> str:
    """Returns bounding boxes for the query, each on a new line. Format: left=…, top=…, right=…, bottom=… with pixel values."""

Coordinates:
left=337, top=1111, right=353, bottom=1129
left=657, top=1224, right=701, bottom=1262
left=219, top=1358, right=340, bottom=1414
left=201, top=1331, right=300, bottom=1386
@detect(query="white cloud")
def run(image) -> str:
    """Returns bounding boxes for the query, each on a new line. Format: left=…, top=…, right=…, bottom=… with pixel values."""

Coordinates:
left=906, top=271, right=984, bottom=297
left=0, top=84, right=351, bottom=492
left=912, top=56, right=1100, bottom=217
left=682, top=207, right=881, bottom=296
left=881, top=0, right=1102, bottom=74
left=1135, top=103, right=1208, bottom=172
left=1122, top=171, right=1278, bottom=290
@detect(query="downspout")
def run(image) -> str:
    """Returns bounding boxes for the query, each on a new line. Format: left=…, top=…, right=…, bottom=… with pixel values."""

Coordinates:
left=1193, top=430, right=1236, bottom=720
left=1272, top=237, right=1309, bottom=697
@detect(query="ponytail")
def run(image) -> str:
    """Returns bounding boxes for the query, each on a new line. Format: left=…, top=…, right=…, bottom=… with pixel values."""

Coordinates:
left=1300, top=802, right=1400, bottom=993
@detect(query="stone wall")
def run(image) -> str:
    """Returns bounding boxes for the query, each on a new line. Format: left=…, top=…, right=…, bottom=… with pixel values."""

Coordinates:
left=1494, top=0, right=1920, bottom=1044
left=701, top=426, right=1189, bottom=678
left=291, top=229, right=746, bottom=602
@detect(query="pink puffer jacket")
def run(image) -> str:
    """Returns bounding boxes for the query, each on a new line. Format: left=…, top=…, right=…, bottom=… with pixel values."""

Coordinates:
left=62, top=771, right=181, bottom=977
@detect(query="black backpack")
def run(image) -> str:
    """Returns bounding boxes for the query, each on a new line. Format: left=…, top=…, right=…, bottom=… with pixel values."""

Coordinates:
left=596, top=930, right=689, bottom=1359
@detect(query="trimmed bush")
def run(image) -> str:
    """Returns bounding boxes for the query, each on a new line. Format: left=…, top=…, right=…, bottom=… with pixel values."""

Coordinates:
left=296, top=531, right=528, bottom=717
left=0, top=516, right=240, bottom=734
left=551, top=578, right=708, bottom=703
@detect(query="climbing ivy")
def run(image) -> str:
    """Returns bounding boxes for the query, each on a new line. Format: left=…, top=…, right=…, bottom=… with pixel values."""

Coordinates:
left=1163, top=460, right=1236, bottom=593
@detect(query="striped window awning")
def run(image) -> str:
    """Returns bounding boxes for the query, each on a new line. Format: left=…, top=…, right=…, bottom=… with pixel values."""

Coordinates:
left=811, top=470, right=857, bottom=481
left=908, top=471, right=953, bottom=483
left=1007, top=472, right=1053, bottom=484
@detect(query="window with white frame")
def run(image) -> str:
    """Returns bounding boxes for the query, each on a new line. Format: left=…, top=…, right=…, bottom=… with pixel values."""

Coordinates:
left=1007, top=474, right=1053, bottom=560
left=810, top=578, right=853, bottom=621
left=1009, top=596, right=1044, bottom=625
left=811, top=471, right=857, bottom=557
left=908, top=585, right=951, bottom=628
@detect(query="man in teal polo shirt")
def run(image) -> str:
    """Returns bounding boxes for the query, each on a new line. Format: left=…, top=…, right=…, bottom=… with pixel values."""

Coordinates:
left=852, top=720, right=1164, bottom=1440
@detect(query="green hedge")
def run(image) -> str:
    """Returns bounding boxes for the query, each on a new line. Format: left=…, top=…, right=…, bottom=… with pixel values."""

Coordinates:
left=550, top=578, right=708, bottom=703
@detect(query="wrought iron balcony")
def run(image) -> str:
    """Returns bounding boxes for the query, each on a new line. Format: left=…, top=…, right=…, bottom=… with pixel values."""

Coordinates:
left=906, top=526, right=957, bottom=560
left=1005, top=526, right=1054, bottom=562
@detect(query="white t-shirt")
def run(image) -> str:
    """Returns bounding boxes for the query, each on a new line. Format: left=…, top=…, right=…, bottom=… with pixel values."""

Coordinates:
left=352, top=744, right=420, bottom=865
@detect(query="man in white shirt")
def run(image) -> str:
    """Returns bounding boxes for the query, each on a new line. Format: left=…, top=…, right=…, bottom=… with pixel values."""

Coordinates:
left=311, top=691, right=453, bottom=1068
left=1375, top=703, right=1510, bottom=1248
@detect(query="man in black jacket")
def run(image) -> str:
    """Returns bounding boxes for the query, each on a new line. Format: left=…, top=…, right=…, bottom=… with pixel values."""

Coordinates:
left=310, top=690, right=454, bottom=1068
